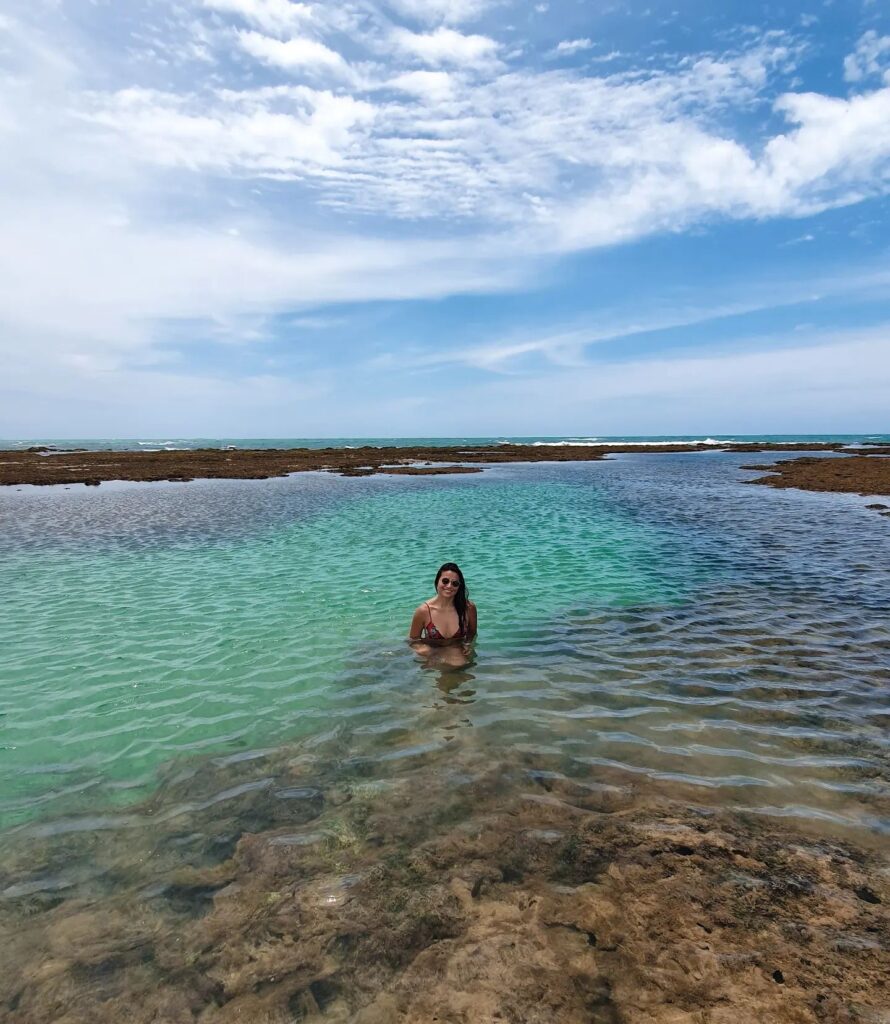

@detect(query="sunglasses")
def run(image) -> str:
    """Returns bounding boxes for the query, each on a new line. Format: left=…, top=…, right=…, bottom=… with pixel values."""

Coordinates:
left=439, top=577, right=460, bottom=587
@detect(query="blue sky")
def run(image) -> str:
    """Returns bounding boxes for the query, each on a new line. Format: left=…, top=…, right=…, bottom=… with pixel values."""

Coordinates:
left=1, top=0, right=889, bottom=437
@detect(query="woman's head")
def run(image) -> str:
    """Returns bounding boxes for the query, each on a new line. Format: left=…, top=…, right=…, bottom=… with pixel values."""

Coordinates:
left=435, top=562, right=464, bottom=594
left=435, top=562, right=468, bottom=628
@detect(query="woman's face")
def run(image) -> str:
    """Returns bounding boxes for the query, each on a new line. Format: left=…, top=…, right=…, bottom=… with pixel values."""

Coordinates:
left=436, top=570, right=462, bottom=598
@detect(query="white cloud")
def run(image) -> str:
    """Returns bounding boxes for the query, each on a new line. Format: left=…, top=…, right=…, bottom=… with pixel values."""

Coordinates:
left=549, top=78, right=890, bottom=252
left=383, top=0, right=494, bottom=26
left=456, top=327, right=890, bottom=433
left=5, top=3, right=890, bottom=437
left=553, top=38, right=593, bottom=56
left=203, top=0, right=314, bottom=38
left=589, top=50, right=623, bottom=64
left=14, top=9, right=890, bottom=251
left=27, top=21, right=890, bottom=253
left=843, top=30, right=890, bottom=84
left=387, top=69, right=455, bottom=100
left=389, top=26, right=500, bottom=66
left=236, top=29, right=351, bottom=76
left=764, top=86, right=890, bottom=203
left=0, top=188, right=533, bottom=438
left=81, top=85, right=375, bottom=172
left=392, top=287, right=831, bottom=373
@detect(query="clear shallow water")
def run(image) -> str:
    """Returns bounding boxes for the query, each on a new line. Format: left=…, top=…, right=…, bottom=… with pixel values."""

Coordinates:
left=1, top=453, right=888, bottom=839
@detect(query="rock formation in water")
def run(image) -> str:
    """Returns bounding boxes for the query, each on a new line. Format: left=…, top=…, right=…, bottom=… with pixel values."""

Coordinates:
left=1, top=737, right=887, bottom=1024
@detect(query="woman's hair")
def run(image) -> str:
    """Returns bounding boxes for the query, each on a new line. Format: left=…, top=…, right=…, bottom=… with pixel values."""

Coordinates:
left=435, top=562, right=469, bottom=634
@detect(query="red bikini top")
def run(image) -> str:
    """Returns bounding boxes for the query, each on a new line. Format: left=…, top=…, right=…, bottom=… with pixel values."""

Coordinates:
left=423, top=602, right=466, bottom=641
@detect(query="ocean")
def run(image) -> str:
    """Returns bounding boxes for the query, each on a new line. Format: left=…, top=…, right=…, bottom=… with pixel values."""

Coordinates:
left=4, top=432, right=890, bottom=452
left=1, top=441, right=888, bottom=1020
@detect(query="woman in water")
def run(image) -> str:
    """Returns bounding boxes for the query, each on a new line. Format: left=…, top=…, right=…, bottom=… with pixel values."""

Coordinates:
left=409, top=562, right=477, bottom=658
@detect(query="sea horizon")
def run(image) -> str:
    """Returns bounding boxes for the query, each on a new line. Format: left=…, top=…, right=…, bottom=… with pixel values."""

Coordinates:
left=3, top=431, right=889, bottom=454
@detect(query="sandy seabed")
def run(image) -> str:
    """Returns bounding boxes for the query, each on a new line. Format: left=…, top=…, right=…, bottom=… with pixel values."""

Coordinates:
left=1, top=728, right=887, bottom=1024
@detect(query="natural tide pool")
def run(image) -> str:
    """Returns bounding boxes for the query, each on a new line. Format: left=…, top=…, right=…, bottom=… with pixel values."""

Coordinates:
left=2, top=454, right=887, bottom=835
left=1, top=453, right=888, bottom=1022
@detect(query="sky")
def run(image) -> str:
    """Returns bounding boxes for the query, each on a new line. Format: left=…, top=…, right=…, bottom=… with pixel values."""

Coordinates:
left=1, top=0, right=889, bottom=438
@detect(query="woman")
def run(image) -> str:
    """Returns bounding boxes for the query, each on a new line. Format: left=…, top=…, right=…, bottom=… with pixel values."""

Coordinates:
left=409, top=562, right=477, bottom=653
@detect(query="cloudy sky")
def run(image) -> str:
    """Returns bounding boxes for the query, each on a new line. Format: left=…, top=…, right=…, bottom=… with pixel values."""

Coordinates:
left=1, top=0, right=889, bottom=438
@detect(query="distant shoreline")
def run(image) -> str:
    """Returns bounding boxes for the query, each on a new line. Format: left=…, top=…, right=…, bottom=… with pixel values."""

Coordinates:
left=2, top=442, right=889, bottom=501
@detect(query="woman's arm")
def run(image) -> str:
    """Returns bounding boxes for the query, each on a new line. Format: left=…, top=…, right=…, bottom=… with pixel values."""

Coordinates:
left=466, top=601, right=478, bottom=640
left=408, top=605, right=427, bottom=641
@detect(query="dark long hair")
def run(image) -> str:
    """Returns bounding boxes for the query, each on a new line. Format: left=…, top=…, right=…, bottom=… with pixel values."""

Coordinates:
left=435, top=562, right=468, bottom=634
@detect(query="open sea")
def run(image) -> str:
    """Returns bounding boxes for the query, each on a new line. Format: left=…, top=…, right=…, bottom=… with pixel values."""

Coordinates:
left=4, top=432, right=890, bottom=452
left=1, top=436, right=888, bottom=1020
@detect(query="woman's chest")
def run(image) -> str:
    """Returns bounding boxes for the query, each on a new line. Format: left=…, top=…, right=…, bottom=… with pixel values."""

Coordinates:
left=429, top=606, right=460, bottom=637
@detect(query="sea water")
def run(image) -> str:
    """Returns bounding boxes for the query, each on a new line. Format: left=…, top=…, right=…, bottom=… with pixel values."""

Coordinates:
left=2, top=448, right=889, bottom=1021
left=4, top=432, right=890, bottom=452
left=1, top=452, right=887, bottom=837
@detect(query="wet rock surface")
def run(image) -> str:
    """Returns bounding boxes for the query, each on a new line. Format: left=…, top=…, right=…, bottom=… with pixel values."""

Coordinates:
left=743, top=455, right=890, bottom=500
left=0, top=442, right=859, bottom=487
left=1, top=740, right=887, bottom=1024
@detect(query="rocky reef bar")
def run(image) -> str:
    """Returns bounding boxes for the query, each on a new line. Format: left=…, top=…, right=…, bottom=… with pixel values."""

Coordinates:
left=742, top=452, right=890, bottom=502
left=2, top=442, right=889, bottom=495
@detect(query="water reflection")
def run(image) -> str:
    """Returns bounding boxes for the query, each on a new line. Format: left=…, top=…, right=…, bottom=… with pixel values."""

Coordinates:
left=434, top=669, right=477, bottom=707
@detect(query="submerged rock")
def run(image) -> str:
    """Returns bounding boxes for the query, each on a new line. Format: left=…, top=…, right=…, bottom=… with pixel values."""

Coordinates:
left=1, top=742, right=888, bottom=1024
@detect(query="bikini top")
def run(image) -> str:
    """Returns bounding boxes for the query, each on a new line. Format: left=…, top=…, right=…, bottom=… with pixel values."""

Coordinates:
left=423, top=602, right=466, bottom=641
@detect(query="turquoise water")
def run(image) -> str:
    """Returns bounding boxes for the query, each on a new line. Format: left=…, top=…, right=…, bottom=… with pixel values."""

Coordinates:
left=2, top=454, right=888, bottom=840
left=2, top=468, right=700, bottom=827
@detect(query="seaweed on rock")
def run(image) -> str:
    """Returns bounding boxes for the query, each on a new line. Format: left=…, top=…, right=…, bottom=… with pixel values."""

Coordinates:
left=1, top=738, right=888, bottom=1024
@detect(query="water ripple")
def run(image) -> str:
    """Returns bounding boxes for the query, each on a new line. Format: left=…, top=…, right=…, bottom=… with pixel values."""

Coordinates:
left=0, top=456, right=888, bottom=838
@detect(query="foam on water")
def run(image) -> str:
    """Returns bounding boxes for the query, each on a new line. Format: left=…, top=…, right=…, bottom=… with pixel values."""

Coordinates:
left=5, top=432, right=890, bottom=452
left=524, top=437, right=729, bottom=446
